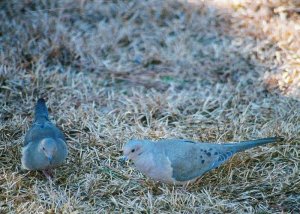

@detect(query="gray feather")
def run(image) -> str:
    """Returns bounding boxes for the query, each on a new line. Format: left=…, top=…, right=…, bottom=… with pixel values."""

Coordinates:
left=35, top=98, right=49, bottom=122
left=143, top=137, right=282, bottom=182
left=22, top=98, right=68, bottom=171
left=224, top=137, right=283, bottom=153
left=24, top=121, right=65, bottom=147
left=158, top=140, right=231, bottom=181
left=24, top=99, right=65, bottom=147
left=166, top=137, right=282, bottom=182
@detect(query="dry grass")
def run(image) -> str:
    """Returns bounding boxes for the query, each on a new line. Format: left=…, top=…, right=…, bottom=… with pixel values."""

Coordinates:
left=0, top=0, right=300, bottom=213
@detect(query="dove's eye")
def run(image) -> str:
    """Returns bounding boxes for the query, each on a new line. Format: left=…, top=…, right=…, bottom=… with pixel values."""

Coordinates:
left=131, top=149, right=135, bottom=153
left=42, top=147, right=45, bottom=150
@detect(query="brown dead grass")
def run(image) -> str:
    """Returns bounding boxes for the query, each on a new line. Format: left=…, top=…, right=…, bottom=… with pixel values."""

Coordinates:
left=0, top=0, right=299, bottom=213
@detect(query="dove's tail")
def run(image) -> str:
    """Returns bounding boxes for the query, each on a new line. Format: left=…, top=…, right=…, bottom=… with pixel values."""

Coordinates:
left=35, top=98, right=49, bottom=122
left=226, top=137, right=283, bottom=153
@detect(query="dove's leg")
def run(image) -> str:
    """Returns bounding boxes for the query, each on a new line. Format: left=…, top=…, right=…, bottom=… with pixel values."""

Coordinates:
left=42, top=169, right=53, bottom=179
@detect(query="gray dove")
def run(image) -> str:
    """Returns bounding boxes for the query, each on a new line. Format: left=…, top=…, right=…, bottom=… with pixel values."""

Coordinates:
left=121, top=137, right=283, bottom=184
left=21, top=98, right=68, bottom=178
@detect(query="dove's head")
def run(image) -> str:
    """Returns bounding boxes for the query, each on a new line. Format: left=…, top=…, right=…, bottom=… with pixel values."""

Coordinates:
left=121, top=140, right=151, bottom=162
left=39, top=138, right=57, bottom=164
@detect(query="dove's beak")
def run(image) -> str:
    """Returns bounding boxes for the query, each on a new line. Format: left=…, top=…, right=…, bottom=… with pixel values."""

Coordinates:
left=48, top=156, right=53, bottom=164
left=119, top=156, right=128, bottom=164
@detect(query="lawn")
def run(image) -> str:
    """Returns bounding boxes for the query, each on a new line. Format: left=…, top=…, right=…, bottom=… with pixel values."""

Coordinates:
left=0, top=0, right=299, bottom=213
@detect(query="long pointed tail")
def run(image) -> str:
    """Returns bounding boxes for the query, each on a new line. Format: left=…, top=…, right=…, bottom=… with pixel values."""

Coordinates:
left=35, top=98, right=49, bottom=121
left=226, top=137, right=283, bottom=153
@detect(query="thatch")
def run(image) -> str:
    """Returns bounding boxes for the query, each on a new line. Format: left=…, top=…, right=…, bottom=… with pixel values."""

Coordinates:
left=0, top=0, right=299, bottom=213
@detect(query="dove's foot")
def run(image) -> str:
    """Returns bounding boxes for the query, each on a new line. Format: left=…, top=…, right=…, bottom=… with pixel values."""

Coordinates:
left=42, top=169, right=53, bottom=180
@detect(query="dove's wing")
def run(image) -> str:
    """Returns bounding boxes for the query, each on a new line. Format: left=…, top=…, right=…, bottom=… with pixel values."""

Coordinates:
left=160, top=140, right=235, bottom=182
left=25, top=98, right=66, bottom=147
left=24, top=121, right=65, bottom=147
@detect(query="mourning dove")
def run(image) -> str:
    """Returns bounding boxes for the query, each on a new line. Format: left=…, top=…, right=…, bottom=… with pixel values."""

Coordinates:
left=21, top=98, right=68, bottom=179
left=121, top=137, right=283, bottom=184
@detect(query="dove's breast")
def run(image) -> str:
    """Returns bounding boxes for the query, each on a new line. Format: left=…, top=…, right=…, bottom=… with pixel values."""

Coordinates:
left=134, top=150, right=176, bottom=183
left=21, top=142, right=49, bottom=170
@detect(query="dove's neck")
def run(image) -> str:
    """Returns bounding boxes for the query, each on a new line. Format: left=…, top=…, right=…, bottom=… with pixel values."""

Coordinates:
left=134, top=149, right=155, bottom=174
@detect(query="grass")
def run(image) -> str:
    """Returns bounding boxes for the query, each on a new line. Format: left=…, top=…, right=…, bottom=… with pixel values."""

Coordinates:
left=0, top=0, right=299, bottom=213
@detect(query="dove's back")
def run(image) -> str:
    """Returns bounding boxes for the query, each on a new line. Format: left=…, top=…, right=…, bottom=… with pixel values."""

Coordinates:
left=156, top=138, right=281, bottom=182
left=156, top=139, right=228, bottom=182
left=24, top=99, right=65, bottom=145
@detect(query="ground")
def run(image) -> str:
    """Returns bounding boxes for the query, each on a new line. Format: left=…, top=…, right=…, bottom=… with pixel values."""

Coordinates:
left=0, top=0, right=299, bottom=213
